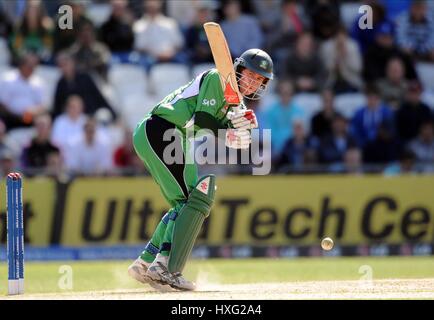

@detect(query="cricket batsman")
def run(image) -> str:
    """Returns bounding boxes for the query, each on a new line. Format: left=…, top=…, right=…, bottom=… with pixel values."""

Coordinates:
left=128, top=49, right=273, bottom=291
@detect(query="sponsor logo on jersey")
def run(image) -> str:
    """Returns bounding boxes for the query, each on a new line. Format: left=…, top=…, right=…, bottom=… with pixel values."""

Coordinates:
left=202, top=98, right=216, bottom=106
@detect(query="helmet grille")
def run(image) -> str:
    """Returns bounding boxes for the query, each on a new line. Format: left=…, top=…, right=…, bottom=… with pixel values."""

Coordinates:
left=235, top=70, right=268, bottom=101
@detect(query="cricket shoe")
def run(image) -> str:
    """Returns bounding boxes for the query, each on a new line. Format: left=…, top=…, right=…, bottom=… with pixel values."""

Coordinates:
left=146, top=256, right=196, bottom=291
left=127, top=258, right=173, bottom=292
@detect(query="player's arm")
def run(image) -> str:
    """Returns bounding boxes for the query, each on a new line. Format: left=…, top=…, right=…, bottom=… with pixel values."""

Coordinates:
left=194, top=70, right=230, bottom=136
left=195, top=70, right=251, bottom=149
left=194, top=111, right=226, bottom=136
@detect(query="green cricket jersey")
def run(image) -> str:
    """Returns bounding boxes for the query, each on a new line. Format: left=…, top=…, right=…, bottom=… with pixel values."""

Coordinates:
left=149, top=69, right=231, bottom=136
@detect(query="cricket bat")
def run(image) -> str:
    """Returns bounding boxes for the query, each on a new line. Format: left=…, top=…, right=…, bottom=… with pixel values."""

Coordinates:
left=203, top=22, right=244, bottom=108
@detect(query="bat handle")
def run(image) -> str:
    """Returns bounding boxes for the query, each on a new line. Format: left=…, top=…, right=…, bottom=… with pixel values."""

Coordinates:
left=231, top=102, right=246, bottom=115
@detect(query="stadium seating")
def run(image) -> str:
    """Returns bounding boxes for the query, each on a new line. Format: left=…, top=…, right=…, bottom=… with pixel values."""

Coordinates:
left=192, top=63, right=215, bottom=77
left=293, top=93, right=322, bottom=115
left=108, top=64, right=148, bottom=112
left=0, top=38, right=10, bottom=66
left=334, top=93, right=366, bottom=119
left=85, top=2, right=112, bottom=27
left=34, top=66, right=61, bottom=110
left=121, top=92, right=160, bottom=130
left=421, top=91, right=434, bottom=110
left=5, top=128, right=36, bottom=151
left=0, top=65, right=12, bottom=80
left=100, top=124, right=125, bottom=150
left=149, top=63, right=190, bottom=100
left=109, top=64, right=148, bottom=93
left=416, top=62, right=434, bottom=93
left=0, top=67, right=16, bottom=81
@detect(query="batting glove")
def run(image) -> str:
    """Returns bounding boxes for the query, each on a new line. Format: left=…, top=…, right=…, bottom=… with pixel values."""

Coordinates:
left=225, top=129, right=251, bottom=149
left=227, top=109, right=259, bottom=130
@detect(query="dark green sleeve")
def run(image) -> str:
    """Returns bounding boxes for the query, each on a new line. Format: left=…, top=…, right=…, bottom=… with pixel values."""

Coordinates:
left=194, top=111, right=228, bottom=136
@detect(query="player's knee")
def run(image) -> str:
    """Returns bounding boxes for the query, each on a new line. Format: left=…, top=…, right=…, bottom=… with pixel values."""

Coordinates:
left=188, top=174, right=216, bottom=218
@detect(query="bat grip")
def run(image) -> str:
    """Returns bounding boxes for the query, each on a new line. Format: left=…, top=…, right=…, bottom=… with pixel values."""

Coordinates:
left=231, top=102, right=246, bottom=115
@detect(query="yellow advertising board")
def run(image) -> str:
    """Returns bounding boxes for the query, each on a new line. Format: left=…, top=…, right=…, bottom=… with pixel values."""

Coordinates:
left=0, top=177, right=55, bottom=246
left=59, top=175, right=434, bottom=246
left=60, top=178, right=170, bottom=245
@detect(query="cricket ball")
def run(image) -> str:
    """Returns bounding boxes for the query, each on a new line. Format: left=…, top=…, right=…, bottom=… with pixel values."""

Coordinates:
left=321, top=237, right=334, bottom=251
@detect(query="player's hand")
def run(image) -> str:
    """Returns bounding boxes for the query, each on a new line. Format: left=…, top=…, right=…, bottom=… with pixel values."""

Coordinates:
left=227, top=109, right=258, bottom=130
left=225, top=129, right=251, bottom=149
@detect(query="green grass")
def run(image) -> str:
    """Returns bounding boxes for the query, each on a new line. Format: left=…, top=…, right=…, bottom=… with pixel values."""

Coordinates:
left=1, top=257, right=433, bottom=295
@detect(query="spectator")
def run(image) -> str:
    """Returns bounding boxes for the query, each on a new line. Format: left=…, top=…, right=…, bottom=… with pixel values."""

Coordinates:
left=9, top=0, right=53, bottom=63
left=64, top=118, right=113, bottom=176
left=43, top=0, right=63, bottom=17
left=396, top=0, right=434, bottom=62
left=0, top=53, right=46, bottom=130
left=100, top=0, right=135, bottom=63
left=363, top=21, right=417, bottom=82
left=267, top=0, right=309, bottom=69
left=320, top=26, right=363, bottom=94
left=221, top=0, right=264, bottom=58
left=376, top=57, right=408, bottom=110
left=113, top=127, right=144, bottom=175
left=350, top=0, right=390, bottom=53
left=305, top=0, right=340, bottom=41
left=0, top=6, right=13, bottom=39
left=383, top=148, right=418, bottom=176
left=51, top=95, right=87, bottom=147
left=68, top=21, right=111, bottom=81
left=381, top=0, right=412, bottom=22
left=0, top=119, right=17, bottom=157
left=21, top=113, right=61, bottom=172
left=185, top=1, right=217, bottom=64
left=53, top=51, right=116, bottom=120
left=127, top=0, right=146, bottom=19
left=311, top=89, right=340, bottom=139
left=409, top=120, right=434, bottom=165
left=395, top=80, right=433, bottom=143
left=252, top=0, right=281, bottom=38
left=283, top=32, right=325, bottom=93
left=45, top=148, right=64, bottom=178
left=329, top=147, right=364, bottom=174
left=363, top=124, right=401, bottom=164
left=166, top=0, right=203, bottom=29
left=317, top=114, right=358, bottom=164
left=342, top=148, right=363, bottom=174
left=259, top=79, right=305, bottom=156
left=275, top=120, right=317, bottom=172
left=133, top=0, right=186, bottom=70
left=0, top=0, right=26, bottom=25
left=350, top=85, right=394, bottom=148
left=53, top=1, right=93, bottom=54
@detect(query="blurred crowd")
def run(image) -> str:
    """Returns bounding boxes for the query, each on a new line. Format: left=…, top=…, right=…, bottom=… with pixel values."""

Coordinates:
left=0, top=0, right=433, bottom=178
